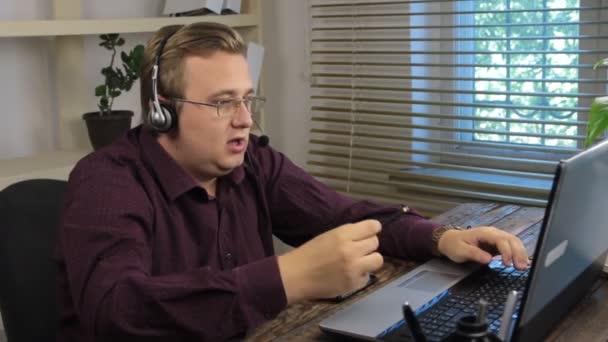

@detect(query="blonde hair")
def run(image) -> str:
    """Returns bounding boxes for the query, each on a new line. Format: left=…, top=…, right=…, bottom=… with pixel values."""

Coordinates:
left=139, top=22, right=247, bottom=127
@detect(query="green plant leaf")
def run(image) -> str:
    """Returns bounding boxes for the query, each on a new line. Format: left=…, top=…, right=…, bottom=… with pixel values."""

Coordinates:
left=120, top=51, right=129, bottom=64
left=593, top=58, right=608, bottom=70
left=95, top=34, right=143, bottom=113
left=101, top=66, right=113, bottom=76
left=94, top=85, right=107, bottom=97
left=131, top=45, right=145, bottom=71
left=107, top=73, right=121, bottom=89
left=116, top=68, right=125, bottom=80
left=134, top=45, right=145, bottom=56
left=585, top=96, right=608, bottom=148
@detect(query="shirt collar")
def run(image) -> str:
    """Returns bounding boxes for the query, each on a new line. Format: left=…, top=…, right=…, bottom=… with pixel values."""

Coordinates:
left=139, top=127, right=246, bottom=201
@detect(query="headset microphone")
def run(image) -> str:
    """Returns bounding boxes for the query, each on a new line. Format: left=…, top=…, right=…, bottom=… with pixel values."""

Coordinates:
left=252, top=118, right=270, bottom=147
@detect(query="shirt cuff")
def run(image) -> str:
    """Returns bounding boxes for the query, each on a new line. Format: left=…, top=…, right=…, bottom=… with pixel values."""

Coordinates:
left=235, top=256, right=287, bottom=325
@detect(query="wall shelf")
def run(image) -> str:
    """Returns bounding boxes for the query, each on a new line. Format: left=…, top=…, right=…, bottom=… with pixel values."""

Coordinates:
left=0, top=14, right=259, bottom=38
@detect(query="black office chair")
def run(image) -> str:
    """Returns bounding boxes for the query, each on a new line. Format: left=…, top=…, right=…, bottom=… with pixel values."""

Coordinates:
left=0, top=179, right=67, bottom=342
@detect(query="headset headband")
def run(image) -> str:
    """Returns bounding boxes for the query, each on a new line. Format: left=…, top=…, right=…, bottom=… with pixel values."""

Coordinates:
left=151, top=32, right=176, bottom=111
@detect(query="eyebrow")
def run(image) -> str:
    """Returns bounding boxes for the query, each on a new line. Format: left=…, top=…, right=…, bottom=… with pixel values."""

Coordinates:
left=207, top=88, right=255, bottom=100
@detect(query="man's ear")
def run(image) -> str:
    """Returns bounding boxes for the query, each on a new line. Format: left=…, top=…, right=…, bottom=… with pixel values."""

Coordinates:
left=157, top=94, right=171, bottom=103
left=150, top=95, right=174, bottom=112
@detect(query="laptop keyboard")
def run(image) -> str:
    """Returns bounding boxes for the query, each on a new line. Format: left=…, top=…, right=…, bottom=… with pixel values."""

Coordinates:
left=380, top=260, right=528, bottom=342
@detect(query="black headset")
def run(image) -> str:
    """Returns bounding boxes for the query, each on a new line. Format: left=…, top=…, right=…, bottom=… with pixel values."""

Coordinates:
left=148, top=31, right=178, bottom=133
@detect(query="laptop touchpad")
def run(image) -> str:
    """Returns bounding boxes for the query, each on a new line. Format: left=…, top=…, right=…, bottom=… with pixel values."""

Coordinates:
left=398, top=270, right=461, bottom=293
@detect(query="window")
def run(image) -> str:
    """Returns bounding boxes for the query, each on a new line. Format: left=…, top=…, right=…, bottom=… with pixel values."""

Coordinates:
left=308, top=0, right=607, bottom=215
left=462, top=0, right=581, bottom=148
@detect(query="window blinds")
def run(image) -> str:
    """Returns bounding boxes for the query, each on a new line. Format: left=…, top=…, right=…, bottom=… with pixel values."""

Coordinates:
left=307, top=0, right=608, bottom=215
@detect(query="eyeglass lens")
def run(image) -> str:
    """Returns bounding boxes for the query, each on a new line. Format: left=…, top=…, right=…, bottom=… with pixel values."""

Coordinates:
left=218, top=98, right=264, bottom=117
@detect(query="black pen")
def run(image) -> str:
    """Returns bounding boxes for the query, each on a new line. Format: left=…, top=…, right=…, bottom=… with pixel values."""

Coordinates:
left=378, top=206, right=410, bottom=227
left=402, top=302, right=427, bottom=342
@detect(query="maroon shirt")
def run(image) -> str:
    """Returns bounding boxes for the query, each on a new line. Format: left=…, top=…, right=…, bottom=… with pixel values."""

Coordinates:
left=56, top=126, right=441, bottom=341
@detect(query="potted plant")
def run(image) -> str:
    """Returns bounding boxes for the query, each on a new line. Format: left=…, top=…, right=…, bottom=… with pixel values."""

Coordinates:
left=82, top=33, right=144, bottom=150
left=584, top=58, right=608, bottom=148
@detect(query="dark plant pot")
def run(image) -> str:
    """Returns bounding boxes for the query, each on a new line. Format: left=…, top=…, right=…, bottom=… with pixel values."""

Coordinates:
left=82, top=110, right=133, bottom=150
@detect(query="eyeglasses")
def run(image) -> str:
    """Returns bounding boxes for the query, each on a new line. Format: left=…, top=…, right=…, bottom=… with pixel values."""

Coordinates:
left=172, top=95, right=266, bottom=118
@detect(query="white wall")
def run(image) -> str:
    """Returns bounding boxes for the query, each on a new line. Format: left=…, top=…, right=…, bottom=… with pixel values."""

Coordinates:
left=259, top=0, right=310, bottom=254
left=0, top=0, right=55, bottom=159
left=260, top=0, right=310, bottom=167
left=0, top=0, right=311, bottom=167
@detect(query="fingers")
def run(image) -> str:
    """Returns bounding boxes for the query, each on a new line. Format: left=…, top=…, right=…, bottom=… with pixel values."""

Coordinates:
left=461, top=244, right=493, bottom=264
left=352, top=234, right=380, bottom=256
left=282, top=219, right=383, bottom=302
left=486, top=230, right=529, bottom=269
left=495, top=239, right=513, bottom=266
left=355, top=252, right=384, bottom=274
left=474, top=227, right=529, bottom=269
left=509, top=237, right=529, bottom=269
left=443, top=226, right=529, bottom=268
left=338, top=219, right=381, bottom=241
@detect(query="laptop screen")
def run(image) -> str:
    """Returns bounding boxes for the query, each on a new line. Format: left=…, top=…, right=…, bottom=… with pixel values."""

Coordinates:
left=519, top=139, right=608, bottom=325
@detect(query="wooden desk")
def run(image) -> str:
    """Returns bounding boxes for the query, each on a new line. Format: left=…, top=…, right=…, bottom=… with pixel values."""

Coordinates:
left=248, top=203, right=608, bottom=341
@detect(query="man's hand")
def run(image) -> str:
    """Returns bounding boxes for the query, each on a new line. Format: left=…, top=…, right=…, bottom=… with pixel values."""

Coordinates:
left=277, top=220, right=383, bottom=304
left=437, top=226, right=529, bottom=270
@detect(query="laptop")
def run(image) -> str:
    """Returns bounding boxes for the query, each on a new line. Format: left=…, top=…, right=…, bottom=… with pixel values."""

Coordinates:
left=320, top=139, right=608, bottom=341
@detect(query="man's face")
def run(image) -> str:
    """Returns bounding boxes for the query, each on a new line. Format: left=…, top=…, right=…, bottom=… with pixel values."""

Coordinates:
left=158, top=51, right=254, bottom=183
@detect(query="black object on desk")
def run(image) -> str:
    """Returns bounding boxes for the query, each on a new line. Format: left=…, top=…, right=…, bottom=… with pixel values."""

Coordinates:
left=333, top=274, right=378, bottom=302
left=402, top=302, right=427, bottom=342
left=442, top=300, right=501, bottom=342
left=393, top=300, right=502, bottom=342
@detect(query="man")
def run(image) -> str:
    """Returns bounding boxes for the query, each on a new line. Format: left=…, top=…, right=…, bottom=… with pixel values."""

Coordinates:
left=56, top=22, right=528, bottom=341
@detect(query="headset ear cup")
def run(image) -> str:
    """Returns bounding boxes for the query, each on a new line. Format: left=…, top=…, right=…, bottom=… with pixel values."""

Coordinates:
left=160, top=103, right=177, bottom=132
left=148, top=103, right=176, bottom=133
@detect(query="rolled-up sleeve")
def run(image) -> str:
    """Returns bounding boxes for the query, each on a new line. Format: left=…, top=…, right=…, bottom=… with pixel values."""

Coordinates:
left=254, top=145, right=442, bottom=260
